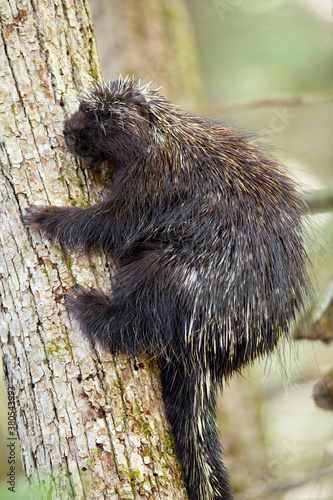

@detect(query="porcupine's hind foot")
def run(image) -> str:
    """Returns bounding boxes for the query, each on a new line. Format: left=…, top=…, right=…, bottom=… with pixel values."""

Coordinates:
left=65, top=244, right=194, bottom=356
left=64, top=284, right=128, bottom=351
left=64, top=281, right=164, bottom=355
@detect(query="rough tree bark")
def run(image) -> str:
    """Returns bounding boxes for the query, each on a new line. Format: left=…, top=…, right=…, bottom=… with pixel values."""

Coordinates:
left=0, top=0, right=190, bottom=498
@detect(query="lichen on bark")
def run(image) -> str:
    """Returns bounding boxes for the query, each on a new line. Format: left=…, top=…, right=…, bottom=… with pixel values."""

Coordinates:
left=0, top=0, right=188, bottom=497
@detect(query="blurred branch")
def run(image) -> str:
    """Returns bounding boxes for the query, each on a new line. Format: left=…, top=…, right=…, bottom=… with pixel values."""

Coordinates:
left=313, top=370, right=333, bottom=411
left=238, top=466, right=333, bottom=499
left=303, top=189, right=333, bottom=214
left=198, top=90, right=333, bottom=115
left=295, top=282, right=333, bottom=344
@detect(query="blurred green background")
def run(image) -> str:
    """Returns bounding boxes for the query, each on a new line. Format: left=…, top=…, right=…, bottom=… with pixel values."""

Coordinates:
left=186, top=0, right=333, bottom=190
left=182, top=1, right=333, bottom=498
left=1, top=0, right=332, bottom=498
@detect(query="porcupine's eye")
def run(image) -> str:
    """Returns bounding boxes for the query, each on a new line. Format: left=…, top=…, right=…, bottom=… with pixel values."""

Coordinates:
left=97, top=113, right=111, bottom=134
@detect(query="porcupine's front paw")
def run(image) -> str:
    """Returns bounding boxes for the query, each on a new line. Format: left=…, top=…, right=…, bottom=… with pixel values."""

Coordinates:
left=65, top=284, right=115, bottom=344
left=22, top=205, right=61, bottom=240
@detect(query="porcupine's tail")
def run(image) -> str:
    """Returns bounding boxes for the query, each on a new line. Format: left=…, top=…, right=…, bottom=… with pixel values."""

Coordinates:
left=161, top=354, right=234, bottom=500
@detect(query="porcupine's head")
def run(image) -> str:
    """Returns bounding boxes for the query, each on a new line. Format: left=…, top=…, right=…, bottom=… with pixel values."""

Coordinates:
left=63, top=77, right=175, bottom=169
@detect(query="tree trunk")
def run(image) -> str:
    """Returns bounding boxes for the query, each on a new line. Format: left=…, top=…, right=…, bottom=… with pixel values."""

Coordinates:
left=0, top=1, right=189, bottom=498
left=90, top=0, right=202, bottom=107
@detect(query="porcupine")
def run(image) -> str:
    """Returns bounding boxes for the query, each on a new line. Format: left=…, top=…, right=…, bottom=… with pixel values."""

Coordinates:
left=24, top=77, right=309, bottom=500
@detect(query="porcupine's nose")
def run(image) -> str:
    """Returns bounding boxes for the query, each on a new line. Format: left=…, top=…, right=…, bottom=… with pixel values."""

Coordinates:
left=63, top=130, right=77, bottom=153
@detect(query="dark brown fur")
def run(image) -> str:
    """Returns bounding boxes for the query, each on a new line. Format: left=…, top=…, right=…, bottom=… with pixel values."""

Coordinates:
left=24, top=77, right=309, bottom=500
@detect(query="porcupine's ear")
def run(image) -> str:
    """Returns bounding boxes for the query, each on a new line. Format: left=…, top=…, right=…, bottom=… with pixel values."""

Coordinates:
left=132, top=94, right=151, bottom=121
